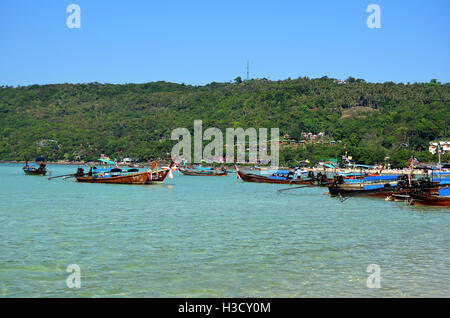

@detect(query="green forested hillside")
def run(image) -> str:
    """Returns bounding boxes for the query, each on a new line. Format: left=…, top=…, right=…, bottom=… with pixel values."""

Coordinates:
left=0, top=77, right=449, bottom=166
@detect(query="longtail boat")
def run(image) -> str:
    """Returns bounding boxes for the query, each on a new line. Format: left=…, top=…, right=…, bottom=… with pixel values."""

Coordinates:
left=179, top=167, right=227, bottom=176
left=75, top=169, right=149, bottom=184
left=328, top=175, right=439, bottom=198
left=54, top=159, right=174, bottom=185
left=236, top=167, right=331, bottom=185
left=409, top=186, right=450, bottom=206
left=23, top=160, right=47, bottom=176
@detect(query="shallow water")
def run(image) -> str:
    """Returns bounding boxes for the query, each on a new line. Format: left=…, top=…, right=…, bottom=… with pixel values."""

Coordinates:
left=0, top=163, right=448, bottom=297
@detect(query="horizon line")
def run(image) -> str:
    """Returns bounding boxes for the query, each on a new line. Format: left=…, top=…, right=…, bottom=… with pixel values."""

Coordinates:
left=1, top=76, right=448, bottom=88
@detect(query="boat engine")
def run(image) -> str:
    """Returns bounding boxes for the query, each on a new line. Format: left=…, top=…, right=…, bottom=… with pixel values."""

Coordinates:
left=75, top=168, right=84, bottom=177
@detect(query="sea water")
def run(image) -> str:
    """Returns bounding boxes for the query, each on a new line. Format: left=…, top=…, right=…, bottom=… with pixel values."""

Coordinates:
left=0, top=163, right=448, bottom=297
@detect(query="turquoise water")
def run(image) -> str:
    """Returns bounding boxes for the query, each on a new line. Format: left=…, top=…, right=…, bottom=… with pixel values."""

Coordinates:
left=0, top=163, right=448, bottom=297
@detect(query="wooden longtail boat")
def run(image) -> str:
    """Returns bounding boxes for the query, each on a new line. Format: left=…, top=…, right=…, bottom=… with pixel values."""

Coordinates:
left=75, top=171, right=150, bottom=184
left=179, top=167, right=227, bottom=176
left=236, top=168, right=331, bottom=185
left=328, top=184, right=404, bottom=197
left=409, top=193, right=450, bottom=206
left=75, top=161, right=175, bottom=185
left=328, top=175, right=440, bottom=198
left=23, top=161, right=47, bottom=176
left=409, top=186, right=450, bottom=206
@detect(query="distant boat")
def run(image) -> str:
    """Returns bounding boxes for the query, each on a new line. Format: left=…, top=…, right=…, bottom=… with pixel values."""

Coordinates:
left=179, top=167, right=227, bottom=176
left=23, top=159, right=47, bottom=176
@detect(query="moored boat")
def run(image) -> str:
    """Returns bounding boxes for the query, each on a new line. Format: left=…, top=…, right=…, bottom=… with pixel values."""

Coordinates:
left=236, top=167, right=331, bottom=185
left=23, top=160, right=47, bottom=176
left=328, top=174, right=440, bottom=198
left=72, top=158, right=174, bottom=185
left=179, top=167, right=227, bottom=176
left=409, top=186, right=450, bottom=206
left=75, top=170, right=150, bottom=184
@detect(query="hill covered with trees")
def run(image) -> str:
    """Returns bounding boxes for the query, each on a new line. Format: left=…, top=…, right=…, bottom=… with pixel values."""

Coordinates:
left=0, top=77, right=449, bottom=167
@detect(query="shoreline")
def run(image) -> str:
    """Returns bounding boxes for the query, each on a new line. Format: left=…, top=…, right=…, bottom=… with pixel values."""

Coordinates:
left=0, top=160, right=85, bottom=165
left=1, top=160, right=446, bottom=175
left=0, top=160, right=171, bottom=168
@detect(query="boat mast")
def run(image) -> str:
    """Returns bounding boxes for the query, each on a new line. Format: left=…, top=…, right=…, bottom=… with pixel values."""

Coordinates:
left=438, top=142, right=442, bottom=182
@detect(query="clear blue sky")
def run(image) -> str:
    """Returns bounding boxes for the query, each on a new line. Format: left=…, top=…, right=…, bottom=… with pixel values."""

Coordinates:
left=1, top=0, right=449, bottom=86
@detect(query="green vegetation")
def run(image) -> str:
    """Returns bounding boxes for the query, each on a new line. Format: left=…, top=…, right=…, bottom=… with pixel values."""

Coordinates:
left=0, top=77, right=449, bottom=167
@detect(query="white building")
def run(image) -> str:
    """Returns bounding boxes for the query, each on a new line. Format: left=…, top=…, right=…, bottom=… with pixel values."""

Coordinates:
left=429, top=141, right=450, bottom=154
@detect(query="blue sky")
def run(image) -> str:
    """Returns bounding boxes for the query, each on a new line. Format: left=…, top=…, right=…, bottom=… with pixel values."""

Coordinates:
left=0, top=0, right=449, bottom=86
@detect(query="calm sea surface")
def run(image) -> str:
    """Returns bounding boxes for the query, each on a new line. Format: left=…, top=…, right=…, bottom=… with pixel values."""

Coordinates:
left=0, top=163, right=448, bottom=297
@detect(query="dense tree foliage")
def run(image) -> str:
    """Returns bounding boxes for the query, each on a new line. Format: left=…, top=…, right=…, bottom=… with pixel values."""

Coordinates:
left=0, top=77, right=448, bottom=167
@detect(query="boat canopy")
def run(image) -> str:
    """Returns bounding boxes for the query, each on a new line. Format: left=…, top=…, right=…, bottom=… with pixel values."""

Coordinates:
left=268, top=176, right=289, bottom=180
left=364, top=175, right=399, bottom=181
left=352, top=164, right=373, bottom=168
left=195, top=166, right=214, bottom=171
left=338, top=172, right=364, bottom=176
left=323, top=164, right=335, bottom=169
left=92, top=168, right=114, bottom=173
left=268, top=170, right=292, bottom=175
left=98, top=158, right=116, bottom=165
left=25, top=163, right=39, bottom=167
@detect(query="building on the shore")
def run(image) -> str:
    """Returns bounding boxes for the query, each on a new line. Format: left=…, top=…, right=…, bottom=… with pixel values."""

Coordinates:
left=429, top=141, right=450, bottom=154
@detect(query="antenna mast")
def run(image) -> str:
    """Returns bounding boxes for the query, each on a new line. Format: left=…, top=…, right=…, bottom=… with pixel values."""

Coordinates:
left=246, top=60, right=249, bottom=80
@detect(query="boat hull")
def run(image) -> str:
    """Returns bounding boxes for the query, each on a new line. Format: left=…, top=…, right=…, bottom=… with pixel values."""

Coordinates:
left=23, top=169, right=47, bottom=176
left=328, top=184, right=401, bottom=197
left=76, top=171, right=149, bottom=184
left=410, top=194, right=450, bottom=206
left=328, top=180, right=441, bottom=198
left=179, top=168, right=227, bottom=176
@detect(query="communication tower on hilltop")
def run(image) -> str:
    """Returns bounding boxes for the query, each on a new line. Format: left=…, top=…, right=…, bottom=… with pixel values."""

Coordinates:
left=246, top=60, right=249, bottom=81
